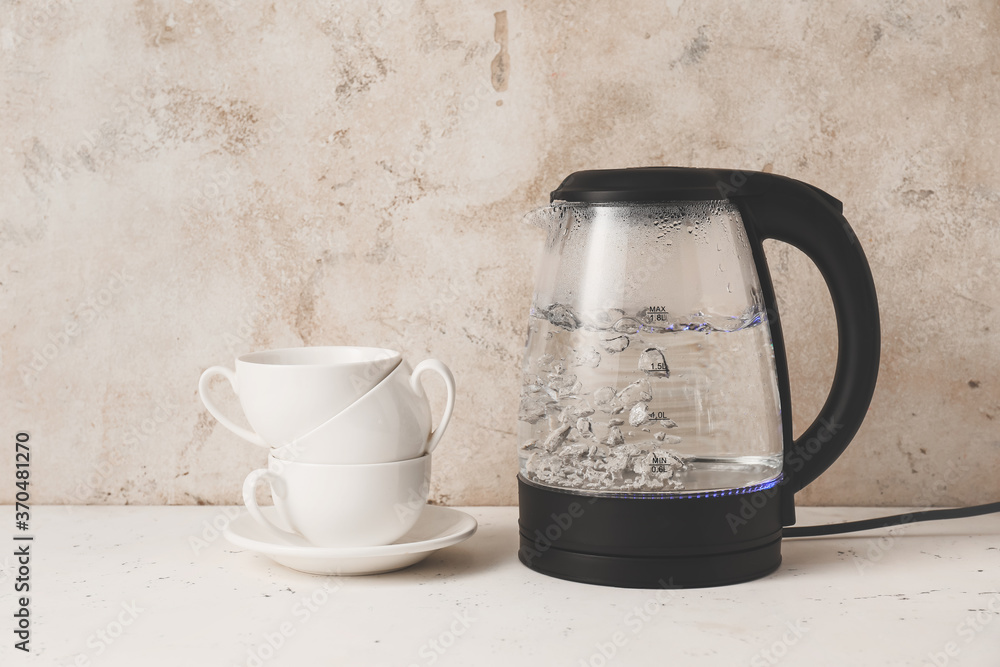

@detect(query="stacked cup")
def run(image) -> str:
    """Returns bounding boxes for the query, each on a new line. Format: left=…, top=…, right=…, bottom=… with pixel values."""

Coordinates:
left=198, top=347, right=455, bottom=548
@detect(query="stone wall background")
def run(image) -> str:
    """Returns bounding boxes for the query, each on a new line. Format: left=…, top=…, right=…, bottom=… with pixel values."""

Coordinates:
left=2, top=0, right=997, bottom=505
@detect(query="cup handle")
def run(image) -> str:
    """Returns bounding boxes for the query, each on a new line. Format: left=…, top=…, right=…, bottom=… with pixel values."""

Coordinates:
left=410, top=359, right=456, bottom=455
left=198, top=366, right=268, bottom=447
left=242, top=468, right=306, bottom=544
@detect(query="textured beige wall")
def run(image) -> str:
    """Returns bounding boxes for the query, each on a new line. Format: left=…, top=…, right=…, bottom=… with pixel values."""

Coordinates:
left=1, top=0, right=998, bottom=506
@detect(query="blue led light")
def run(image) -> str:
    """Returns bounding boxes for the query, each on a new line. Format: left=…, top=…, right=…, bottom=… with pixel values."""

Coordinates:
left=585, top=474, right=784, bottom=500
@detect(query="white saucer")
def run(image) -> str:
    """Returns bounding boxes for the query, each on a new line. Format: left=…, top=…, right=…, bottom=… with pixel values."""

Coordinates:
left=224, top=505, right=477, bottom=576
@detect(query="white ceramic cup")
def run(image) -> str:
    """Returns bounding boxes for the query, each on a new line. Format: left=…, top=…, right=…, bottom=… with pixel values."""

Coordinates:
left=242, top=454, right=431, bottom=548
left=272, top=359, right=456, bottom=465
left=199, top=346, right=400, bottom=447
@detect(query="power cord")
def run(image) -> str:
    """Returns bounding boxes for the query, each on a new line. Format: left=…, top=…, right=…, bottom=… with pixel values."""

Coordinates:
left=783, top=501, right=1000, bottom=538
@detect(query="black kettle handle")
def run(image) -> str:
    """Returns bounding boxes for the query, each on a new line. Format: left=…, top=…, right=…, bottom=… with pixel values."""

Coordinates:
left=731, top=173, right=880, bottom=503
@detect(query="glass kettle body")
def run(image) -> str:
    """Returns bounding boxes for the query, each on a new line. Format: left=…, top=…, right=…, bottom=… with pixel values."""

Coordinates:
left=515, top=167, right=880, bottom=589
left=518, top=200, right=783, bottom=496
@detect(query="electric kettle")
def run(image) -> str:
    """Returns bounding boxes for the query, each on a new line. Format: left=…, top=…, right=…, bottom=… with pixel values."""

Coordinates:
left=516, top=167, right=880, bottom=588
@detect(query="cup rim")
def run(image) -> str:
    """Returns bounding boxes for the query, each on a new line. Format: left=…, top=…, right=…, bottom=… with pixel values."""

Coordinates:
left=267, top=452, right=431, bottom=470
left=237, top=346, right=401, bottom=369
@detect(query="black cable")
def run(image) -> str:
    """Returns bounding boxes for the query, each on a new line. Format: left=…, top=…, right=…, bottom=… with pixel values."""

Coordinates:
left=783, top=501, right=1000, bottom=538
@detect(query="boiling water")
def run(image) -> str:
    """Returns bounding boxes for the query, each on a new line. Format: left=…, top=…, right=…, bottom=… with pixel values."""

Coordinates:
left=518, top=303, right=783, bottom=495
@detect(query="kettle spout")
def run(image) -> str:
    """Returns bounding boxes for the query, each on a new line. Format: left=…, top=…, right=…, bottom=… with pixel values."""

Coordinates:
left=522, top=205, right=564, bottom=230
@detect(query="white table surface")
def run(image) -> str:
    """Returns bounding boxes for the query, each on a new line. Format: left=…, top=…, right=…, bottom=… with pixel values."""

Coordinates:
left=1, top=506, right=997, bottom=667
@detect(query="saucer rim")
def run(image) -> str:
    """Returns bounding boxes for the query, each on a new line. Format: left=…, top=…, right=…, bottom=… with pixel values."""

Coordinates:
left=223, top=505, right=477, bottom=557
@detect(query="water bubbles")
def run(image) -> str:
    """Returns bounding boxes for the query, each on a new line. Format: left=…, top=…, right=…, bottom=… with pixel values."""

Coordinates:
left=601, top=335, right=629, bottom=354
left=557, top=407, right=575, bottom=424
left=557, top=380, right=582, bottom=399
left=535, top=354, right=566, bottom=376
left=612, top=317, right=641, bottom=335
left=518, top=397, right=547, bottom=424
left=637, top=307, right=670, bottom=325
left=651, top=448, right=685, bottom=468
left=571, top=346, right=601, bottom=368
left=549, top=372, right=578, bottom=392
left=638, top=347, right=670, bottom=378
left=588, top=442, right=611, bottom=458
left=546, top=303, right=580, bottom=331
left=618, top=378, right=652, bottom=405
left=593, top=386, right=617, bottom=412
left=655, top=418, right=678, bottom=431
left=536, top=354, right=558, bottom=374
left=542, top=424, right=571, bottom=452
left=628, top=447, right=687, bottom=489
left=522, top=430, right=689, bottom=491
left=629, top=402, right=650, bottom=427
left=521, top=282, right=777, bottom=493
left=605, top=426, right=625, bottom=446
left=558, top=443, right=590, bottom=458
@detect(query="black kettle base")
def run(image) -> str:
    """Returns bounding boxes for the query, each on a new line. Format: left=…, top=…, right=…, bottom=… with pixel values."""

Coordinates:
left=518, top=535, right=782, bottom=589
left=517, top=475, right=784, bottom=589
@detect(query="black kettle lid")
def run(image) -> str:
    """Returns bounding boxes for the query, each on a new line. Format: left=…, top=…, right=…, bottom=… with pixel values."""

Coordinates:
left=551, top=166, right=771, bottom=203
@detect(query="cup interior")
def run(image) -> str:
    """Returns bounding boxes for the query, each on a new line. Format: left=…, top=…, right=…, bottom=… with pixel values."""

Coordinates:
left=239, top=346, right=401, bottom=368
